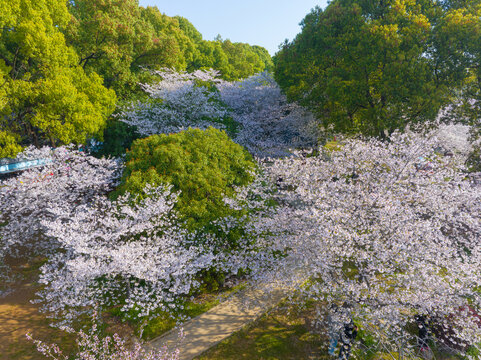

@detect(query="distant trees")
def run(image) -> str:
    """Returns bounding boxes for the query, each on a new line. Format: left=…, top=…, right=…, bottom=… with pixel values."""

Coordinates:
left=119, top=69, right=232, bottom=137
left=118, top=69, right=319, bottom=158
left=0, top=1, right=272, bottom=157
left=274, top=0, right=481, bottom=138
left=66, top=2, right=272, bottom=96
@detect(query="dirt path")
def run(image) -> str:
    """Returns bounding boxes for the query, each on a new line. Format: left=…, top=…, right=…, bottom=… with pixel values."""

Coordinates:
left=0, top=263, right=76, bottom=360
left=145, top=281, right=296, bottom=360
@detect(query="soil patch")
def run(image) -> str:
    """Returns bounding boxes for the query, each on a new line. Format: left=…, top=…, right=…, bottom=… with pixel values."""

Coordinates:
left=0, top=260, right=76, bottom=360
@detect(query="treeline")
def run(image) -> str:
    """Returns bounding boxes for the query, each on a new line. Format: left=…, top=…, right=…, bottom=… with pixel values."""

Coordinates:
left=274, top=0, right=481, bottom=139
left=0, top=0, right=272, bottom=157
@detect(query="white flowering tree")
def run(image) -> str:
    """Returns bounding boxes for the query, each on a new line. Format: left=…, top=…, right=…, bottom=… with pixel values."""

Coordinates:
left=0, top=139, right=278, bottom=334
left=119, top=69, right=319, bottom=158
left=262, top=127, right=481, bottom=357
left=0, top=146, right=121, bottom=287
left=119, top=69, right=230, bottom=136
left=33, top=167, right=279, bottom=328
left=35, top=184, right=231, bottom=326
left=218, top=71, right=320, bottom=157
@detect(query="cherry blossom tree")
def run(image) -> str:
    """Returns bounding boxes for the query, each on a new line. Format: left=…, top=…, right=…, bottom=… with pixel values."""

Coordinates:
left=0, top=146, right=121, bottom=287
left=261, top=126, right=481, bottom=357
left=119, top=69, right=230, bottom=136
left=34, top=170, right=279, bottom=328
left=218, top=71, right=320, bottom=158
left=119, top=69, right=319, bottom=158
left=35, top=184, right=215, bottom=325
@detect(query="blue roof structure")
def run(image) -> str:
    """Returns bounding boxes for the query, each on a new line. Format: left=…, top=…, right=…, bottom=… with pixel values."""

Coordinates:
left=0, top=158, right=53, bottom=174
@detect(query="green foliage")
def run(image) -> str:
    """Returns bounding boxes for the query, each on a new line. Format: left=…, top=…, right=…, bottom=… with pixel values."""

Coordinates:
left=464, top=343, right=481, bottom=359
left=113, top=127, right=256, bottom=229
left=0, top=0, right=116, bottom=157
left=0, top=0, right=270, bottom=157
left=65, top=1, right=272, bottom=96
left=432, top=2, right=481, bottom=140
left=274, top=0, right=474, bottom=138
left=197, top=300, right=326, bottom=360
left=0, top=130, right=21, bottom=158
left=252, top=45, right=274, bottom=73
left=175, top=16, right=203, bottom=43
left=189, top=40, right=230, bottom=74
left=219, top=39, right=272, bottom=81
left=66, top=1, right=188, bottom=96
left=466, top=146, right=481, bottom=172
left=188, top=38, right=272, bottom=81
left=94, top=119, right=141, bottom=158
left=138, top=7, right=197, bottom=72
left=352, top=326, right=379, bottom=360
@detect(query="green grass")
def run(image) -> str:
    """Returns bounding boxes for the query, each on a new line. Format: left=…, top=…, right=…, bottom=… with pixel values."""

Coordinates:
left=196, top=301, right=328, bottom=360
left=194, top=298, right=466, bottom=360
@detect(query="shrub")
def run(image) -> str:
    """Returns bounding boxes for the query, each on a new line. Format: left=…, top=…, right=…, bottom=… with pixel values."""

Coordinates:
left=113, top=127, right=256, bottom=230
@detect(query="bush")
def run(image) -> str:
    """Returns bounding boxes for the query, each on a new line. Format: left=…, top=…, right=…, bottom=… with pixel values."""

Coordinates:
left=113, top=127, right=256, bottom=229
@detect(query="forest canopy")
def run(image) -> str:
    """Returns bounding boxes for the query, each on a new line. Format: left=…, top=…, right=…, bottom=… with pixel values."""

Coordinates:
left=0, top=0, right=272, bottom=157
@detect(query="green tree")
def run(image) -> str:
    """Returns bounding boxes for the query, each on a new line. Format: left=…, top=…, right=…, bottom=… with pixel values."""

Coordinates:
left=431, top=1, right=481, bottom=140
left=66, top=0, right=145, bottom=96
left=220, top=40, right=267, bottom=80
left=175, top=16, right=203, bottom=43
left=113, top=127, right=256, bottom=229
left=93, top=119, right=141, bottom=158
left=252, top=45, right=274, bottom=72
left=65, top=2, right=201, bottom=97
left=189, top=40, right=231, bottom=74
left=139, top=7, right=196, bottom=71
left=274, top=0, right=469, bottom=138
left=0, top=0, right=116, bottom=156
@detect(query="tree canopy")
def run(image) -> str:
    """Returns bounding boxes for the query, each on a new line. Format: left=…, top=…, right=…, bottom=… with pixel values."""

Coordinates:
left=113, top=127, right=256, bottom=229
left=65, top=2, right=272, bottom=95
left=0, top=0, right=116, bottom=157
left=274, top=0, right=481, bottom=138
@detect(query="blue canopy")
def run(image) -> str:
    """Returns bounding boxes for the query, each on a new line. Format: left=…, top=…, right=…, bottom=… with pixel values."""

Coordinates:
left=0, top=158, right=53, bottom=174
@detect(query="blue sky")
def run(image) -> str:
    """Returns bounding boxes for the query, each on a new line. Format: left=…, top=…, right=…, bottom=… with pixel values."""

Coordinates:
left=138, top=0, right=328, bottom=55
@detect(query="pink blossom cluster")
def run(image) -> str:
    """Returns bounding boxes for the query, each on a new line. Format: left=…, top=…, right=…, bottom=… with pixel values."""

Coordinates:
left=260, top=128, right=481, bottom=356
left=0, top=146, right=121, bottom=280
left=119, top=69, right=229, bottom=136
left=218, top=71, right=320, bottom=157
left=119, top=70, right=319, bottom=158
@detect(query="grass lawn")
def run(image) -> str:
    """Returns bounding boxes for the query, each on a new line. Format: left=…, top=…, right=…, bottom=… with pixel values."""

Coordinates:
left=195, top=299, right=465, bottom=360
left=196, top=301, right=329, bottom=360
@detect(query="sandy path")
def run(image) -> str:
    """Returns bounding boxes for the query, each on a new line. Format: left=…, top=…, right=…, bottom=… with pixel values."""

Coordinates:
left=145, top=282, right=294, bottom=360
left=0, top=265, right=76, bottom=360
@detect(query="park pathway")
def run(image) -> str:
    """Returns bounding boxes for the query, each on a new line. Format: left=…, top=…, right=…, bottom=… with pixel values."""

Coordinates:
left=145, top=280, right=295, bottom=360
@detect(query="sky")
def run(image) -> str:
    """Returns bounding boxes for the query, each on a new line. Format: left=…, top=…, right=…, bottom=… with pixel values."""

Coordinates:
left=138, top=0, right=328, bottom=55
